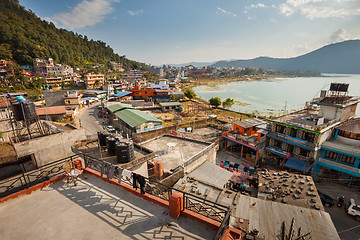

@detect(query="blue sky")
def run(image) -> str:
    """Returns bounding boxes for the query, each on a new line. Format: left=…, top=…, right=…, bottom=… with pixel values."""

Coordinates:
left=19, top=0, right=360, bottom=66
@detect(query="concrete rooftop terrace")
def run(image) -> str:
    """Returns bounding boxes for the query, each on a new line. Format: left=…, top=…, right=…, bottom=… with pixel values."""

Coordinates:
left=271, top=109, right=334, bottom=131
left=0, top=175, right=215, bottom=240
left=141, top=135, right=210, bottom=171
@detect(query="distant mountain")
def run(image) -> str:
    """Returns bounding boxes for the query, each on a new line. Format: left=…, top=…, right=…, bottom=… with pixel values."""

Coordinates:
left=0, top=0, right=140, bottom=69
left=210, top=40, right=360, bottom=74
left=167, top=61, right=217, bottom=67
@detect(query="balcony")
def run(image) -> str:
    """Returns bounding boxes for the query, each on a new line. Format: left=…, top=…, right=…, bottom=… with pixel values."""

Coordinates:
left=224, top=133, right=258, bottom=150
left=318, top=157, right=360, bottom=177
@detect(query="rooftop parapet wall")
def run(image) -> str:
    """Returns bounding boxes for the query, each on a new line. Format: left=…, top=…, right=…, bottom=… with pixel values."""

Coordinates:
left=14, top=128, right=86, bottom=167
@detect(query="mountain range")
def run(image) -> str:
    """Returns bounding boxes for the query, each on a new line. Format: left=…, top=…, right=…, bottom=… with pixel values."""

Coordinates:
left=170, top=40, right=360, bottom=74
left=209, top=40, right=360, bottom=74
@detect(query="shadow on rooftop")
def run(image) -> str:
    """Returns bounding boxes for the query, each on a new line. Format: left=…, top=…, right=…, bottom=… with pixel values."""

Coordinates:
left=51, top=176, right=212, bottom=240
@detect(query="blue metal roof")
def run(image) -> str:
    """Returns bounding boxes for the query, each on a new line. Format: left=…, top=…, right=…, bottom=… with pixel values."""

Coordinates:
left=109, top=91, right=132, bottom=98
left=284, top=157, right=312, bottom=173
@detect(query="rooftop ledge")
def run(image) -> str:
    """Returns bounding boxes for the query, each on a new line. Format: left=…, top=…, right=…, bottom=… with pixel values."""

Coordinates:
left=0, top=172, right=217, bottom=240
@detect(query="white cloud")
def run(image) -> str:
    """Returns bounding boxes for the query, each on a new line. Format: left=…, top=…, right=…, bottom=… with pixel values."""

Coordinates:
left=128, top=9, right=144, bottom=16
left=269, top=18, right=277, bottom=22
left=329, top=29, right=352, bottom=43
left=278, top=0, right=360, bottom=19
left=47, top=0, right=118, bottom=29
left=216, top=7, right=237, bottom=17
left=248, top=3, right=267, bottom=9
left=248, top=15, right=257, bottom=21
left=294, top=43, right=311, bottom=53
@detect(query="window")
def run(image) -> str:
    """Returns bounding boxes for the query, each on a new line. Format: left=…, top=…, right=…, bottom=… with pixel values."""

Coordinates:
left=276, top=125, right=286, bottom=134
left=325, top=150, right=337, bottom=160
left=350, top=133, right=357, bottom=139
left=299, top=148, right=310, bottom=157
left=341, top=155, right=355, bottom=165
left=274, top=140, right=282, bottom=148
left=287, top=144, right=294, bottom=154
left=304, top=132, right=315, bottom=143
left=290, top=128, right=297, bottom=137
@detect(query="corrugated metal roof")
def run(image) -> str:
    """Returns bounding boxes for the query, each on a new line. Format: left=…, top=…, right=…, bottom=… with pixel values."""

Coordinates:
left=235, top=118, right=267, bottom=129
left=336, top=118, right=360, bottom=134
left=109, top=91, right=132, bottom=98
left=234, top=195, right=339, bottom=240
left=107, top=103, right=133, bottom=113
left=115, top=109, right=162, bottom=128
left=159, top=102, right=181, bottom=107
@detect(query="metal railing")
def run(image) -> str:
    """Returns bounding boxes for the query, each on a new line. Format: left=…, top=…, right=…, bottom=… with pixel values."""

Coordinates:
left=0, top=152, right=231, bottom=227
left=0, top=155, right=80, bottom=198
left=83, top=153, right=230, bottom=223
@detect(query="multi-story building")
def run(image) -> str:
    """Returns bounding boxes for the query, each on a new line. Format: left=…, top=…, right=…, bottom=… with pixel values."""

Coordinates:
left=33, top=58, right=54, bottom=75
left=45, top=76, right=63, bottom=86
left=223, top=118, right=268, bottom=164
left=84, top=73, right=105, bottom=89
left=265, top=83, right=360, bottom=173
left=46, top=64, right=73, bottom=76
left=109, top=61, right=124, bottom=72
left=313, top=118, right=360, bottom=185
left=149, top=79, right=169, bottom=90
left=64, top=91, right=83, bottom=116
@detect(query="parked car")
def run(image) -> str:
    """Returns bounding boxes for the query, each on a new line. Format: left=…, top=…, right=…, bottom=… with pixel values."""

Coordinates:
left=318, top=191, right=334, bottom=207
left=345, top=198, right=360, bottom=221
left=106, top=125, right=115, bottom=133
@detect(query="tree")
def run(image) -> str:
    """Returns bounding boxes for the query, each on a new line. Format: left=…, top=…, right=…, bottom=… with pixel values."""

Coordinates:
left=222, top=98, right=234, bottom=108
left=184, top=89, right=196, bottom=99
left=209, top=97, right=221, bottom=108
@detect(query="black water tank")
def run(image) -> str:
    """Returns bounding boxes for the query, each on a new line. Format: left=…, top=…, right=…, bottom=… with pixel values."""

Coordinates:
left=22, top=101, right=37, bottom=120
left=11, top=100, right=24, bottom=121
left=106, top=136, right=117, bottom=156
left=10, top=100, right=37, bottom=121
left=115, top=140, right=135, bottom=163
left=97, top=132, right=107, bottom=146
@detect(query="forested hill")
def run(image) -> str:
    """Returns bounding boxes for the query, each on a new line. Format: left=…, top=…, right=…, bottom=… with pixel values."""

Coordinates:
left=0, top=0, right=140, bottom=69
left=210, top=40, right=360, bottom=74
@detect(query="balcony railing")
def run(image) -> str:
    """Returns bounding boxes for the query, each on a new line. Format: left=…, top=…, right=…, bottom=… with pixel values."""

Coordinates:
left=0, top=155, right=80, bottom=198
left=83, top=154, right=229, bottom=223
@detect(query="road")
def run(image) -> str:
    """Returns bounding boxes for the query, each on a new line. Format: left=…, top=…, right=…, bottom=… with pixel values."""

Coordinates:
left=317, top=181, right=360, bottom=239
left=75, top=103, right=105, bottom=139
left=325, top=205, right=360, bottom=240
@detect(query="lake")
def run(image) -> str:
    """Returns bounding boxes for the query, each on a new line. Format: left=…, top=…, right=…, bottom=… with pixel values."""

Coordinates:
left=194, top=74, right=360, bottom=117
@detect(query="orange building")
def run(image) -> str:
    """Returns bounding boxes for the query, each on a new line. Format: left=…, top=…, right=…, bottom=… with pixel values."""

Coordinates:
left=223, top=118, right=268, bottom=164
left=127, top=86, right=155, bottom=100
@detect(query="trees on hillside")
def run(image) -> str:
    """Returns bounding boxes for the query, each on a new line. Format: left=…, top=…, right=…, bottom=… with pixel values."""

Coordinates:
left=0, top=0, right=141, bottom=69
